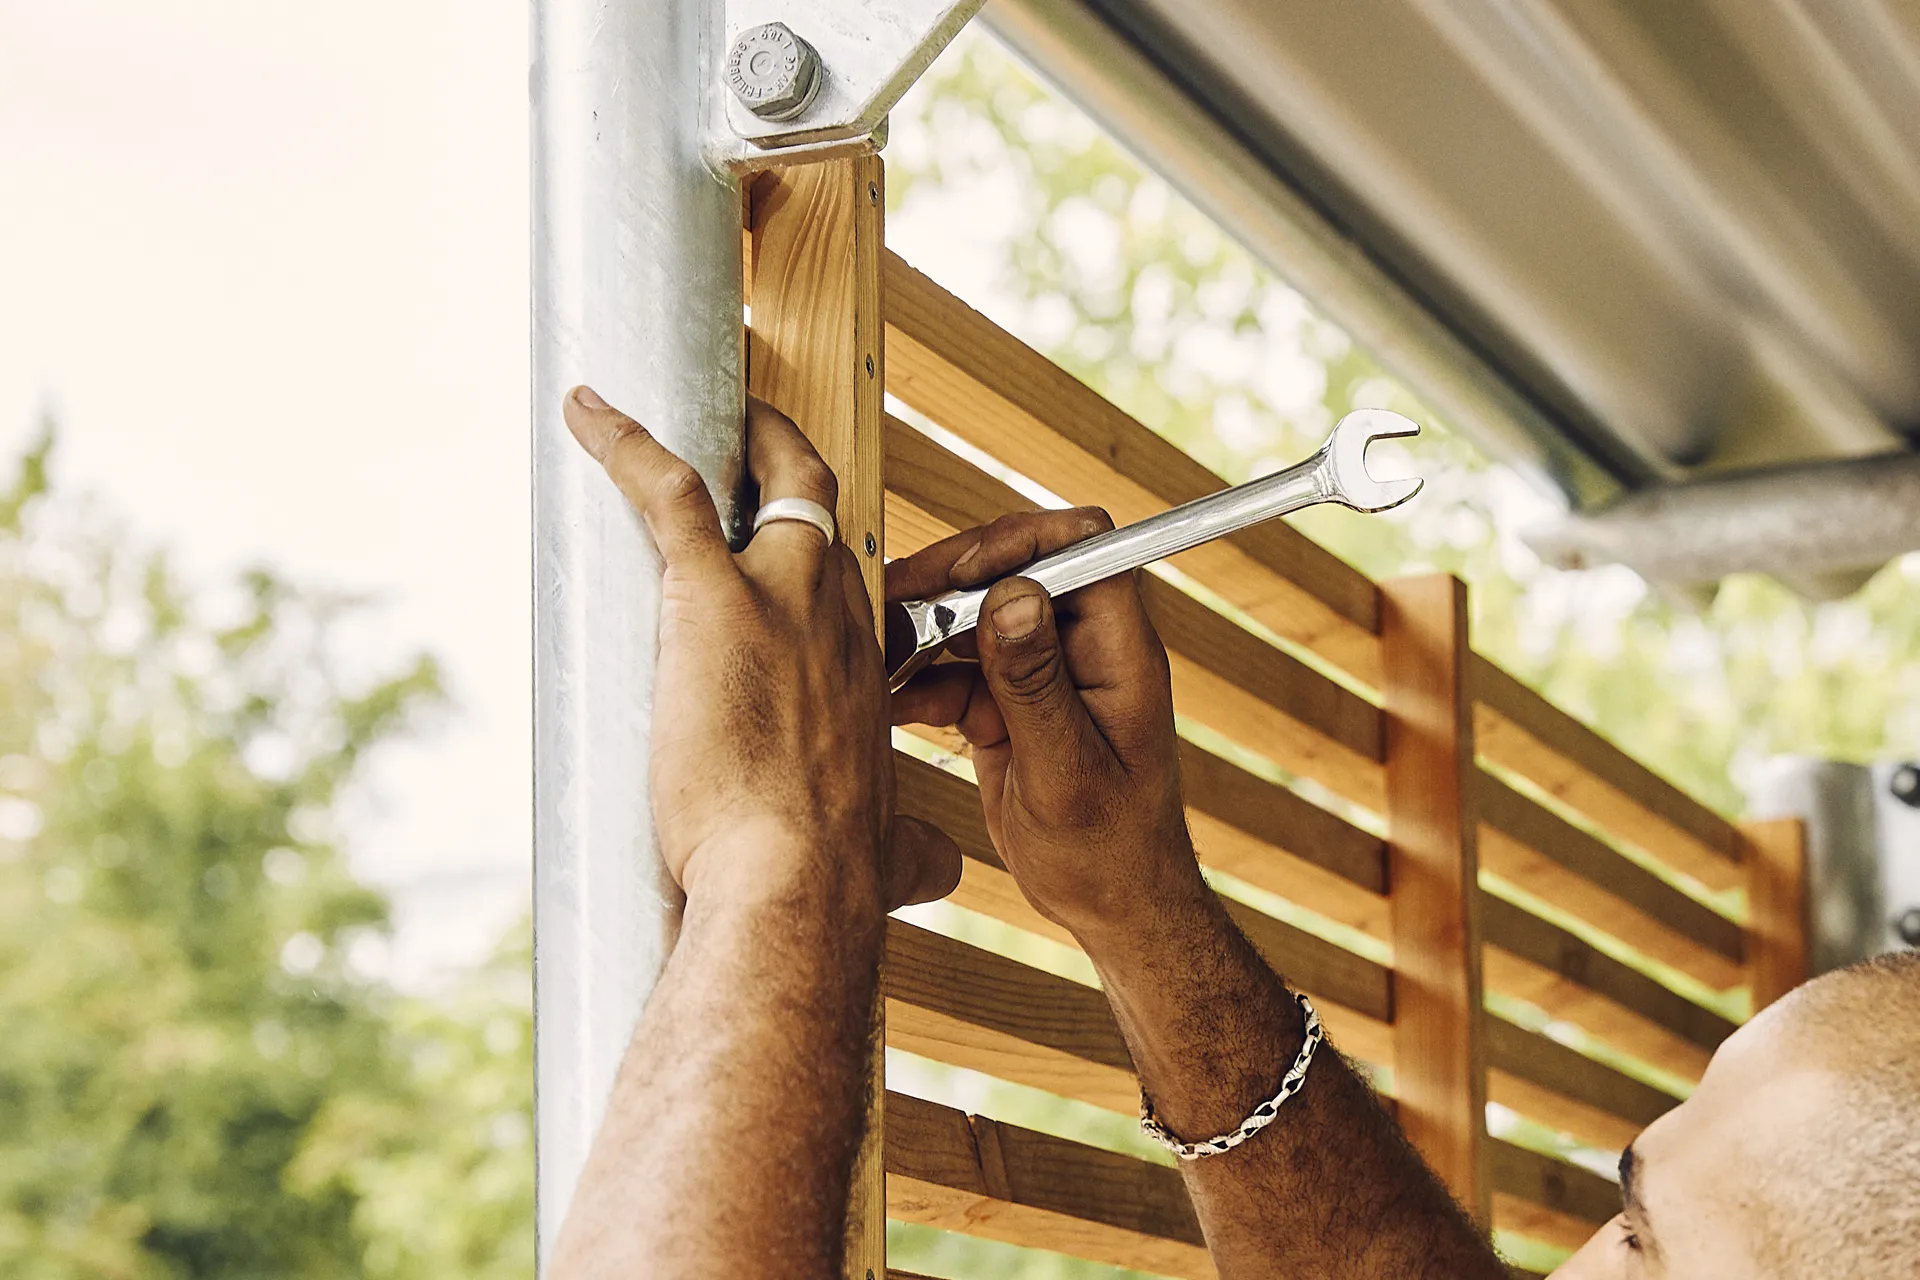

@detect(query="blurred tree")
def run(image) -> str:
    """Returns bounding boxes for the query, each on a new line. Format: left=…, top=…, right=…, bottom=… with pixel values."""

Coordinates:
left=0, top=426, right=531, bottom=1279
left=889, top=29, right=1920, bottom=834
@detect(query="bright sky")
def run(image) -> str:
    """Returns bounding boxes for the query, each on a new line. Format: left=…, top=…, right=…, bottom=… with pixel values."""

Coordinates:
left=0, top=0, right=532, bottom=985
left=0, top=0, right=1025, bottom=988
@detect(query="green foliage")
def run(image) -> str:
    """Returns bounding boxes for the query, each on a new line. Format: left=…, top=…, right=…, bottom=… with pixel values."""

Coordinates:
left=0, top=436, right=531, bottom=1278
left=298, top=926, right=535, bottom=1280
left=892, top=28, right=1920, bottom=830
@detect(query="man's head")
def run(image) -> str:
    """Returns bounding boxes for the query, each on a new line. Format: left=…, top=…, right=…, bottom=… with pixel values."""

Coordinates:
left=1553, top=950, right=1920, bottom=1278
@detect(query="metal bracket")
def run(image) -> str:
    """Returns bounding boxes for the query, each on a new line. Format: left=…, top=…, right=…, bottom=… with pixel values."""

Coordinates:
left=705, top=0, right=983, bottom=174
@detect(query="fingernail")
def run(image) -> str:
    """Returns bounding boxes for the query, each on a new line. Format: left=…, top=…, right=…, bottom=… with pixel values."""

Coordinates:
left=991, top=593, right=1042, bottom=641
left=951, top=542, right=982, bottom=581
left=573, top=385, right=609, bottom=411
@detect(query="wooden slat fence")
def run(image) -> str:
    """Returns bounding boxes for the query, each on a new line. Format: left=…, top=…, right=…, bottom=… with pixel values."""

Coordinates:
left=746, top=159, right=1809, bottom=1277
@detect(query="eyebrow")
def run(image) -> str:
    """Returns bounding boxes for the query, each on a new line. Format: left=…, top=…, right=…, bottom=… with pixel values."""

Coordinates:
left=1619, top=1143, right=1661, bottom=1252
left=1619, top=1143, right=1640, bottom=1209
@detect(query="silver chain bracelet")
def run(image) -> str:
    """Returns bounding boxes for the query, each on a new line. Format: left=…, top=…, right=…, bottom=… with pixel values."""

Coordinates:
left=1139, top=991, right=1323, bottom=1161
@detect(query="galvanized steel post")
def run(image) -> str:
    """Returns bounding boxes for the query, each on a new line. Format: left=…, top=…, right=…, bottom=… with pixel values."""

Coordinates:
left=530, top=0, right=744, bottom=1266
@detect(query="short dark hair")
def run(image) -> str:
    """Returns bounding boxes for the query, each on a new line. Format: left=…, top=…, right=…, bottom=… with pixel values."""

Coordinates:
left=1759, top=950, right=1920, bottom=1275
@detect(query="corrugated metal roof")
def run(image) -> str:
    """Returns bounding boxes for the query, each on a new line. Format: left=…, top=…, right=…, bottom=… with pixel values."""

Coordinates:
left=988, top=0, right=1920, bottom=532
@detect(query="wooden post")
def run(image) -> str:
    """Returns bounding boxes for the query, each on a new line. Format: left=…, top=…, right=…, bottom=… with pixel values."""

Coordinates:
left=1741, top=817, right=1808, bottom=1011
left=1382, top=574, right=1487, bottom=1222
left=747, top=155, right=888, bottom=1280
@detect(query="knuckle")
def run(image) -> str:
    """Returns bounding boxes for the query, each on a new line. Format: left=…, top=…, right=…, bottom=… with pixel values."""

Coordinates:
left=600, top=417, right=653, bottom=464
left=659, top=461, right=710, bottom=511
left=982, top=511, right=1024, bottom=545
left=799, top=456, right=838, bottom=507
left=997, top=644, right=1063, bottom=701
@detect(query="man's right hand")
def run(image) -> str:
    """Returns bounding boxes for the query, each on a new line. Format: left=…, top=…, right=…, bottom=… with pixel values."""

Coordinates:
left=887, top=508, right=1206, bottom=943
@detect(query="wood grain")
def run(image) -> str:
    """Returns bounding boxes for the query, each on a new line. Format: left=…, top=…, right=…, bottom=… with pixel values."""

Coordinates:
left=1472, top=656, right=1741, bottom=893
left=887, top=915, right=1669, bottom=1156
left=886, top=920, right=1132, bottom=1072
left=1741, top=817, right=1808, bottom=1011
left=1489, top=1140, right=1619, bottom=1249
left=885, top=1091, right=1215, bottom=1278
left=894, top=752, right=1394, bottom=1023
left=884, top=912, right=1395, bottom=1110
left=747, top=156, right=887, bottom=1280
left=1177, top=739, right=1387, bottom=893
left=1478, top=772, right=1744, bottom=991
left=884, top=252, right=1382, bottom=685
left=1382, top=575, right=1487, bottom=1221
left=1484, top=1017, right=1678, bottom=1154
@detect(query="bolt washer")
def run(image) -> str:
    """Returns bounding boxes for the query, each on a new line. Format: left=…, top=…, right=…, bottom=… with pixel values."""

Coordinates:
left=725, top=23, right=822, bottom=122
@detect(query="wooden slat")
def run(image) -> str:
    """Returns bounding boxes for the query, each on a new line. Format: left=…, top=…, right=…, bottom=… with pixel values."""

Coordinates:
left=1178, top=740, right=1386, bottom=893
left=884, top=252, right=1383, bottom=685
left=1482, top=896, right=1733, bottom=1080
left=886, top=919, right=1132, bottom=1072
left=899, top=683, right=1393, bottom=951
left=1142, top=574, right=1385, bottom=809
left=886, top=998, right=1141, bottom=1116
left=861, top=961, right=1666, bottom=1158
left=903, top=749, right=1717, bottom=1092
left=943, top=855, right=1395, bottom=1070
left=896, top=752, right=1393, bottom=1025
left=749, top=162, right=886, bottom=606
left=893, top=1099, right=1611, bottom=1269
left=748, top=155, right=888, bottom=1280
left=1478, top=772, right=1744, bottom=991
left=883, top=952, right=1631, bottom=1262
left=884, top=914, right=1394, bottom=1115
left=1178, top=741, right=1392, bottom=945
left=1485, top=1017, right=1678, bottom=1154
left=899, top=679, right=1716, bottom=1089
left=885, top=1091, right=1215, bottom=1279
left=1489, top=1140, right=1618, bottom=1251
left=1472, top=656, right=1741, bottom=893
left=1742, top=817, right=1808, bottom=1011
left=885, top=420, right=1386, bottom=811
left=1382, top=574, right=1487, bottom=1221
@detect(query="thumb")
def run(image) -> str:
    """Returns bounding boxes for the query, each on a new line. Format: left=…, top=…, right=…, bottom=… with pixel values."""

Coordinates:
left=884, top=816, right=963, bottom=911
left=975, top=578, right=1108, bottom=784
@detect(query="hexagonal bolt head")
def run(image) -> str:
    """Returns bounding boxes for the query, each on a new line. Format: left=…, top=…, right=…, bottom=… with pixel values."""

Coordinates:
left=725, top=23, right=823, bottom=122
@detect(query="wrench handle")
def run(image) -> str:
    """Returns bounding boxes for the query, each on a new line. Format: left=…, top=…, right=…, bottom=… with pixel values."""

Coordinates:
left=932, top=445, right=1333, bottom=638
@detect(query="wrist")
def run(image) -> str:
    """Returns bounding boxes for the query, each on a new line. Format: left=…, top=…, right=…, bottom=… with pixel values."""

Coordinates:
left=1055, top=835, right=1217, bottom=968
left=680, top=818, right=884, bottom=924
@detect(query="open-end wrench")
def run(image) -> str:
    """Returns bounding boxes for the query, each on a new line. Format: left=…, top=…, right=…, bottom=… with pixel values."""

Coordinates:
left=884, top=408, right=1423, bottom=691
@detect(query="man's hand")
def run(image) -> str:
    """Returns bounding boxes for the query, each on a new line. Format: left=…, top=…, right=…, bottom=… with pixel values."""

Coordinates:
left=551, top=388, right=959, bottom=1280
left=564, top=386, right=958, bottom=912
left=887, top=507, right=1204, bottom=939
left=888, top=506, right=1503, bottom=1279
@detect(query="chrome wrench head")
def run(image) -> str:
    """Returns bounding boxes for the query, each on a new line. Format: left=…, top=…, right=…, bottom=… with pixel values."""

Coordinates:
left=1319, top=409, right=1424, bottom=512
left=886, top=408, right=1426, bottom=691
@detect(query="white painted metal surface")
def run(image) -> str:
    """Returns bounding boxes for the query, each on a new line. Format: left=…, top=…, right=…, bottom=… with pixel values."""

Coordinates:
left=530, top=0, right=745, bottom=1266
left=723, top=0, right=987, bottom=147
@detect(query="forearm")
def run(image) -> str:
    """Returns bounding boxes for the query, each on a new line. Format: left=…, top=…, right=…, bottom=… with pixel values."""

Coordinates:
left=1077, top=855, right=1504, bottom=1280
left=548, top=830, right=883, bottom=1279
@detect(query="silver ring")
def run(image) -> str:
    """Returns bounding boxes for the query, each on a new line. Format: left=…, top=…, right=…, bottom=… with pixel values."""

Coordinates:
left=752, top=496, right=836, bottom=546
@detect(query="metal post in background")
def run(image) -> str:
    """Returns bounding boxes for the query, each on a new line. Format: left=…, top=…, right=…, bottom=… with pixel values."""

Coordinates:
left=1747, top=757, right=1920, bottom=977
left=531, top=0, right=744, bottom=1265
